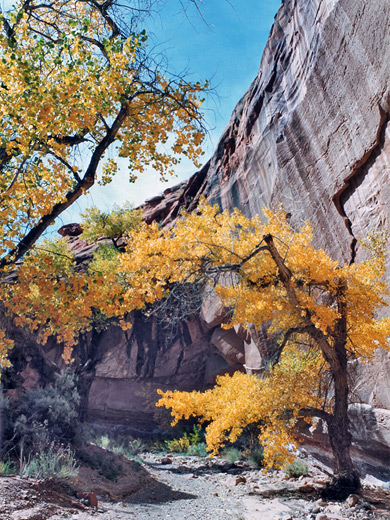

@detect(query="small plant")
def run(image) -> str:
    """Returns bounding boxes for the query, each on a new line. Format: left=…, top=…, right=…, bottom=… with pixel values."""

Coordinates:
left=124, top=439, right=145, bottom=457
left=222, top=447, right=242, bottom=463
left=165, top=434, right=190, bottom=453
left=248, top=446, right=264, bottom=467
left=22, top=444, right=79, bottom=479
left=164, top=425, right=205, bottom=454
left=11, top=370, right=81, bottom=459
left=283, top=458, right=309, bottom=478
left=187, top=442, right=208, bottom=457
left=150, top=441, right=168, bottom=454
left=99, top=435, right=110, bottom=449
left=95, top=435, right=145, bottom=460
left=189, top=425, right=202, bottom=445
left=0, top=460, right=15, bottom=476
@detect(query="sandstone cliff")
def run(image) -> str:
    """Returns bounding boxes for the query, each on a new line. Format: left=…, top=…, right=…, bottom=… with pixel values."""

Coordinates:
left=145, top=0, right=390, bottom=268
left=143, top=0, right=390, bottom=475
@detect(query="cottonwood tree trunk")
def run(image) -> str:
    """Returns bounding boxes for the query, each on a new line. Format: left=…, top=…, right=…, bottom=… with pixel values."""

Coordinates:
left=322, top=348, right=360, bottom=499
left=264, top=234, right=360, bottom=498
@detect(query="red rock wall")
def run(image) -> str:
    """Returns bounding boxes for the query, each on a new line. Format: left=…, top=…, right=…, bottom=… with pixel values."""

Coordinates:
left=145, top=0, right=390, bottom=268
left=143, top=0, right=390, bottom=473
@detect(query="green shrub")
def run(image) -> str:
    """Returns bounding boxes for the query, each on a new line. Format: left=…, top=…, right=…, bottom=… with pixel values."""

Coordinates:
left=0, top=460, right=15, bottom=476
left=222, top=447, right=242, bottom=463
left=14, top=369, right=80, bottom=452
left=2, top=369, right=81, bottom=475
left=121, top=439, right=145, bottom=457
left=283, top=458, right=309, bottom=478
left=99, top=435, right=110, bottom=449
left=95, top=435, right=145, bottom=460
left=150, top=441, right=168, bottom=454
left=0, top=392, right=13, bottom=459
left=165, top=434, right=190, bottom=453
left=22, top=444, right=78, bottom=479
left=187, top=442, right=208, bottom=457
left=189, top=425, right=202, bottom=445
left=164, top=425, right=205, bottom=454
left=248, top=446, right=264, bottom=467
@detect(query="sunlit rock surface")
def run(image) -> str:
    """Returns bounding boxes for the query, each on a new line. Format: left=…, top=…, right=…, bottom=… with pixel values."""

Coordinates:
left=146, top=0, right=390, bottom=268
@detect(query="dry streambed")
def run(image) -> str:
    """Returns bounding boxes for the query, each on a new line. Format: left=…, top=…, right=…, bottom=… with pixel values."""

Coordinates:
left=1, top=451, right=390, bottom=520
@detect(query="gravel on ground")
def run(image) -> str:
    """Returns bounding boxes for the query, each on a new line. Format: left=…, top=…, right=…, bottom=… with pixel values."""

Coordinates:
left=2, top=451, right=390, bottom=520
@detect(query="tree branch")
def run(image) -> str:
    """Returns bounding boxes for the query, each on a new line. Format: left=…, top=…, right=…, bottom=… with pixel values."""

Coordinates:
left=51, top=129, right=89, bottom=146
left=264, top=234, right=341, bottom=369
left=270, top=326, right=311, bottom=367
left=0, top=101, right=130, bottom=269
left=299, top=407, right=331, bottom=423
left=0, top=6, right=15, bottom=41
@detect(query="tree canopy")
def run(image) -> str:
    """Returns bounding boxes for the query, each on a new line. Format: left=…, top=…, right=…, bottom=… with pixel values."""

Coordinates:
left=2, top=194, right=390, bottom=495
left=88, top=200, right=390, bottom=495
left=0, top=3, right=389, bottom=495
left=0, top=0, right=206, bottom=271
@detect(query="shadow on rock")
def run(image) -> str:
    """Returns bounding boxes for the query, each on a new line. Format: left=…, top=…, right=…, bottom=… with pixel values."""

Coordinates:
left=145, top=459, right=247, bottom=477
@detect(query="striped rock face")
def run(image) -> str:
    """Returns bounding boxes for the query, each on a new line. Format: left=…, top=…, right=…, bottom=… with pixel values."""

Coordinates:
left=143, top=0, right=390, bottom=476
left=146, top=0, right=390, bottom=270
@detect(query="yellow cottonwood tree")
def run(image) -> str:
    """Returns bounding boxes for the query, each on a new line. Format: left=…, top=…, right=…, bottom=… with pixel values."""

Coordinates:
left=0, top=0, right=207, bottom=366
left=157, top=347, right=325, bottom=468
left=116, top=201, right=390, bottom=498
left=3, top=198, right=390, bottom=497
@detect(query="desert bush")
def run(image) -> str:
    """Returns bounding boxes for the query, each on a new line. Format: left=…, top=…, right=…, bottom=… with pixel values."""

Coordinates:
left=22, top=444, right=78, bottom=479
left=188, top=425, right=202, bottom=445
left=149, top=440, right=168, bottom=454
left=98, top=435, right=110, bottom=449
left=248, top=446, right=264, bottom=467
left=14, top=370, right=80, bottom=450
left=117, top=439, right=145, bottom=457
left=284, top=458, right=309, bottom=478
left=164, top=425, right=204, bottom=454
left=165, top=434, right=191, bottom=453
left=0, top=460, right=15, bottom=476
left=95, top=435, right=145, bottom=461
left=187, top=442, right=208, bottom=457
left=1, top=370, right=81, bottom=474
left=221, top=447, right=242, bottom=463
left=0, top=392, right=13, bottom=458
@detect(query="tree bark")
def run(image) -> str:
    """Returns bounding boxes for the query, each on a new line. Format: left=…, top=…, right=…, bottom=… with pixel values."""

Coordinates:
left=322, top=337, right=360, bottom=499
left=263, top=236, right=360, bottom=499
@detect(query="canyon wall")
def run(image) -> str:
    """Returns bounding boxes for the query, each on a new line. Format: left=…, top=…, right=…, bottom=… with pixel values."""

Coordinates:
left=146, top=0, right=390, bottom=267
left=143, top=0, right=390, bottom=475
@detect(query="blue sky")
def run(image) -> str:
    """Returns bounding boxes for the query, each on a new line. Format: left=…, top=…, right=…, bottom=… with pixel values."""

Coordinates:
left=60, top=0, right=282, bottom=226
left=3, top=0, right=282, bottom=226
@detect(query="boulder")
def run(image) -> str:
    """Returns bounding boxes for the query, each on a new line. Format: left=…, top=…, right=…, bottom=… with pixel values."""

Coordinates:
left=210, top=328, right=245, bottom=367
left=58, top=223, right=83, bottom=237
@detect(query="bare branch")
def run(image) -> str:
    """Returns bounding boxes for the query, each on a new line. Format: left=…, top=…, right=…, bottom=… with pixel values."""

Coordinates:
left=298, top=407, right=331, bottom=423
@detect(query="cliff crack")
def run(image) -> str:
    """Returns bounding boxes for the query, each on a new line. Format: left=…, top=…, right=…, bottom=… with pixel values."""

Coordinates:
left=332, top=106, right=389, bottom=265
